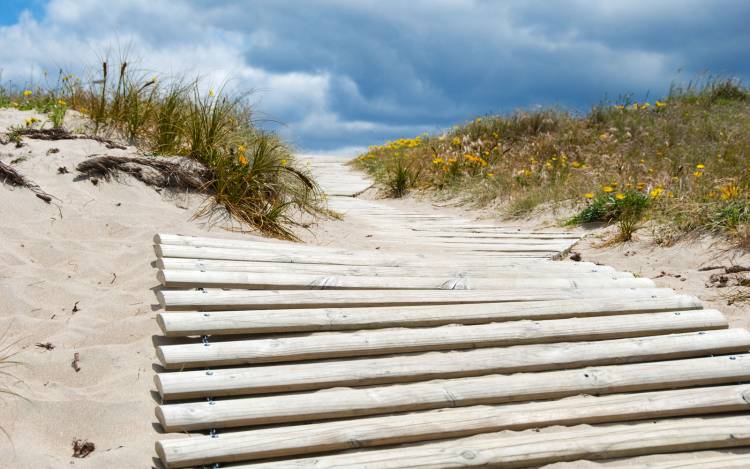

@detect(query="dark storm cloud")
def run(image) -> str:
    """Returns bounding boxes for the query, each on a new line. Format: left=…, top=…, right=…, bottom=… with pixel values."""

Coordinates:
left=2, top=0, right=748, bottom=152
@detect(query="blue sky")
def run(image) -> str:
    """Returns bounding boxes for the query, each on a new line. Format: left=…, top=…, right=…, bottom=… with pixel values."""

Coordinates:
left=1, top=1, right=749, bottom=154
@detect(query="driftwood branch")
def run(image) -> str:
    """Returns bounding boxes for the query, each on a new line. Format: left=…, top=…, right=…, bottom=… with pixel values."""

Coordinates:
left=76, top=155, right=212, bottom=191
left=0, top=160, right=54, bottom=203
left=14, top=127, right=127, bottom=149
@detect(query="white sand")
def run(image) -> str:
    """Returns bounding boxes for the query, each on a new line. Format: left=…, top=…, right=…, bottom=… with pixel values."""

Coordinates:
left=0, top=109, right=242, bottom=467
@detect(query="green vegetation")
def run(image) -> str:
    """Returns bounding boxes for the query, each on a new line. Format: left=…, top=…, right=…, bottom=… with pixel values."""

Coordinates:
left=354, top=77, right=750, bottom=244
left=0, top=59, right=325, bottom=239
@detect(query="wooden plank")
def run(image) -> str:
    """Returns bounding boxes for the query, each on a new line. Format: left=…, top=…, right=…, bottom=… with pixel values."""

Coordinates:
left=155, top=329, right=750, bottom=399
left=224, top=415, right=750, bottom=468
left=156, top=287, right=677, bottom=311
left=157, top=295, right=700, bottom=336
left=157, top=269, right=655, bottom=290
left=598, top=451, right=750, bottom=468
left=155, top=354, right=750, bottom=430
left=155, top=244, right=560, bottom=266
left=155, top=235, right=568, bottom=256
left=157, top=258, right=632, bottom=278
left=156, top=385, right=750, bottom=467
left=156, top=310, right=726, bottom=369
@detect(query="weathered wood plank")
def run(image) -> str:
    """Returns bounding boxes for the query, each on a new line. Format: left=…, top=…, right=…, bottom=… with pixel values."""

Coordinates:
left=157, top=269, right=654, bottom=290
left=157, top=295, right=700, bottom=336
left=155, top=385, right=750, bottom=467
left=156, top=287, right=677, bottom=311
left=228, top=415, right=750, bottom=468
left=155, top=244, right=563, bottom=266
left=157, top=257, right=631, bottom=278
left=156, top=310, right=726, bottom=369
left=155, top=354, right=750, bottom=430
left=155, top=329, right=750, bottom=399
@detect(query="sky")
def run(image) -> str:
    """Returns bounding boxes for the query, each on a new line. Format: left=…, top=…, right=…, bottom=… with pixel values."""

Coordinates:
left=1, top=1, right=749, bottom=154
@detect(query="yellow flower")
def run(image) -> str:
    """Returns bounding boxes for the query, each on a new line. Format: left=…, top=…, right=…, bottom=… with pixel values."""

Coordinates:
left=432, top=157, right=444, bottom=165
left=208, top=88, right=215, bottom=97
left=238, top=145, right=246, bottom=154
left=650, top=187, right=664, bottom=198
left=693, top=171, right=702, bottom=178
left=238, top=154, right=248, bottom=165
left=523, top=169, right=532, bottom=177
left=486, top=173, right=494, bottom=178
left=636, top=182, right=646, bottom=190
left=584, top=192, right=594, bottom=199
left=280, top=159, right=287, bottom=166
left=23, top=89, right=32, bottom=97
left=57, top=99, right=66, bottom=106
left=571, top=161, right=582, bottom=168
left=615, top=193, right=626, bottom=200
left=639, top=102, right=650, bottom=110
left=696, top=163, right=705, bottom=169
left=598, top=133, right=608, bottom=142
left=720, top=184, right=740, bottom=200
left=655, top=100, right=667, bottom=108
left=614, top=105, right=625, bottom=110
left=451, top=137, right=461, bottom=146
left=602, top=185, right=614, bottom=193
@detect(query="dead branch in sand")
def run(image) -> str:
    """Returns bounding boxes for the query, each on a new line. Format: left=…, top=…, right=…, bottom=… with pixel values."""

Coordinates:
left=13, top=127, right=127, bottom=149
left=76, top=155, right=212, bottom=192
left=0, top=160, right=54, bottom=203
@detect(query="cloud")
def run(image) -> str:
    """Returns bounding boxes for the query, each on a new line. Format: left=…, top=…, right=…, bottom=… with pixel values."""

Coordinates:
left=1, top=0, right=748, bottom=153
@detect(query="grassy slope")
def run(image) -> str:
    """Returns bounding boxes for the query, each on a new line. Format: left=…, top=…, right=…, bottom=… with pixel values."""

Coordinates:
left=354, top=79, right=750, bottom=245
left=0, top=60, right=325, bottom=239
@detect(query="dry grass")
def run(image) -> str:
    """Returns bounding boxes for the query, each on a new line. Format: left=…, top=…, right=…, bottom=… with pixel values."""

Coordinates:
left=354, top=77, right=750, bottom=244
left=1, top=56, right=326, bottom=239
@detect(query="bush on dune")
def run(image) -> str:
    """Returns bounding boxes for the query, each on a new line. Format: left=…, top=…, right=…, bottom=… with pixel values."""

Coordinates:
left=354, top=77, right=750, bottom=244
left=0, top=58, right=325, bottom=240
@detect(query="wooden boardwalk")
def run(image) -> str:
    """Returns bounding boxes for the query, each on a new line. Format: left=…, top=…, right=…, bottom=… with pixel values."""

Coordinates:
left=152, top=156, right=750, bottom=468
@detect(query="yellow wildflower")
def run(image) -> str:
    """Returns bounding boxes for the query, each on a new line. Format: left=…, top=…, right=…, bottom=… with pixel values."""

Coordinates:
left=720, top=184, right=740, bottom=200
left=655, top=100, right=667, bottom=108
left=432, top=157, right=444, bottom=165
left=693, top=171, right=702, bottom=178
left=523, top=169, right=532, bottom=177
left=602, top=185, right=614, bottom=193
left=57, top=99, right=66, bottom=106
left=571, top=161, right=582, bottom=168
left=615, top=193, right=626, bottom=200
left=639, top=102, right=650, bottom=110
left=23, top=89, right=32, bottom=97
left=650, top=187, right=664, bottom=198
left=208, top=88, right=215, bottom=97
left=696, top=163, right=705, bottom=169
left=280, top=159, right=287, bottom=166
left=584, top=192, right=594, bottom=199
left=486, top=173, right=494, bottom=178
left=238, top=154, right=248, bottom=165
left=451, top=137, right=461, bottom=146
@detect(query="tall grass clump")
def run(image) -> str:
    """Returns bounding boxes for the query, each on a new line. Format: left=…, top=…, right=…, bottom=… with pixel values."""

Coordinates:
left=354, top=77, right=750, bottom=245
left=0, top=57, right=325, bottom=239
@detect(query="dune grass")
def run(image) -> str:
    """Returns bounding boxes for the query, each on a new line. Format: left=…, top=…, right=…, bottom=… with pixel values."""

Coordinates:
left=354, top=77, right=750, bottom=244
left=0, top=59, right=325, bottom=239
